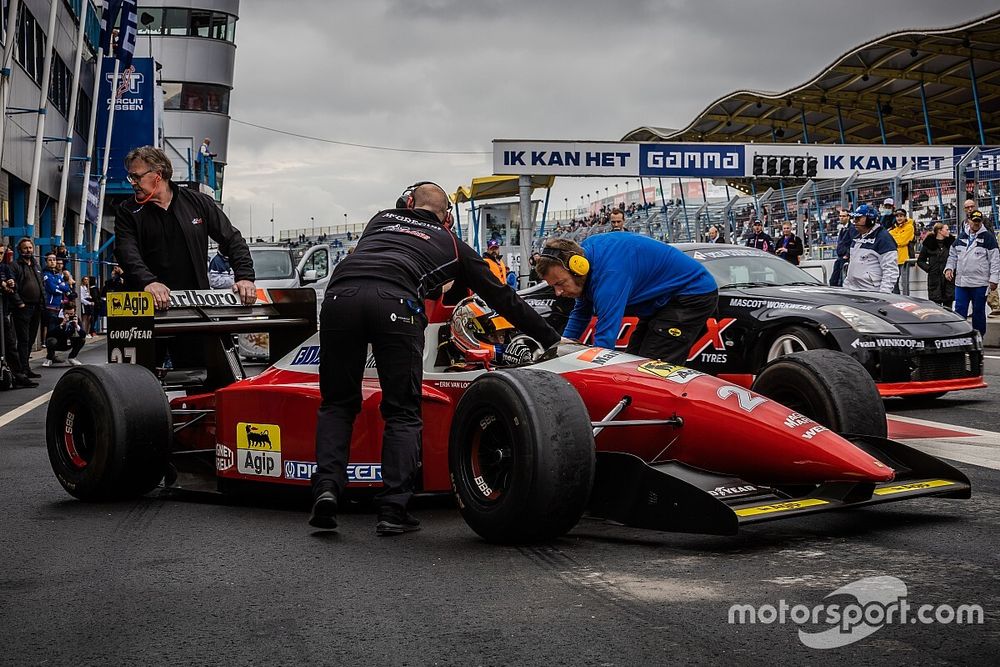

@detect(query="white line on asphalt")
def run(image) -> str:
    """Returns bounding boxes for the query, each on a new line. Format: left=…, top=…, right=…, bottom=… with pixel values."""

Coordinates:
left=984, top=355, right=1000, bottom=360
left=0, top=391, right=53, bottom=430
left=890, top=413, right=1000, bottom=471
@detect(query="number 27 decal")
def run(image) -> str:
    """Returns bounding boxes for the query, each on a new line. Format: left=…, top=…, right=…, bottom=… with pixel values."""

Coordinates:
left=717, top=385, right=767, bottom=412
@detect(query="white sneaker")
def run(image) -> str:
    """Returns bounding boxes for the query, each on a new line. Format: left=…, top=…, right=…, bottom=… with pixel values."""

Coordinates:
left=42, top=359, right=53, bottom=367
left=68, top=358, right=83, bottom=366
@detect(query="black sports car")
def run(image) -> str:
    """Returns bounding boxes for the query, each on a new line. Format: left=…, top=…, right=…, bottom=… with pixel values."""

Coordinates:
left=520, top=243, right=984, bottom=398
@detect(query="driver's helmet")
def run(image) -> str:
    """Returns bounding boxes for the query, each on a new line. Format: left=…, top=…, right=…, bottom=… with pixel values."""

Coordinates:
left=450, top=295, right=514, bottom=362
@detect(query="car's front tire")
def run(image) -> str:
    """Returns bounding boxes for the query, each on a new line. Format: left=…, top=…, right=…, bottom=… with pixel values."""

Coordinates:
left=46, top=364, right=172, bottom=501
left=449, top=369, right=595, bottom=543
left=751, top=349, right=887, bottom=438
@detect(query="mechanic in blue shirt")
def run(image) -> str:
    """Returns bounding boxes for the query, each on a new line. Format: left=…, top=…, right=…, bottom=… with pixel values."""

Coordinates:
left=536, top=234, right=718, bottom=364
left=945, top=210, right=1000, bottom=336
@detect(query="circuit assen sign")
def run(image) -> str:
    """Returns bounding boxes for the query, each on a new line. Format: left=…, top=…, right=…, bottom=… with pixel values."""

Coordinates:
left=493, top=141, right=999, bottom=178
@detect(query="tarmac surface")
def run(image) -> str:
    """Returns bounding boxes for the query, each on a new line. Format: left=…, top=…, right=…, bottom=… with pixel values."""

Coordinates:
left=1, top=338, right=998, bottom=665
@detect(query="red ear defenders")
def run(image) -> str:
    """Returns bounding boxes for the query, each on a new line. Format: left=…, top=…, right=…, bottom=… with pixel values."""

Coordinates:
left=539, top=246, right=590, bottom=276
left=397, top=181, right=453, bottom=227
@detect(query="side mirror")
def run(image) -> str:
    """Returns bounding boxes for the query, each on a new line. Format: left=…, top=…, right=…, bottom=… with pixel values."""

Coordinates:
left=301, top=269, right=318, bottom=284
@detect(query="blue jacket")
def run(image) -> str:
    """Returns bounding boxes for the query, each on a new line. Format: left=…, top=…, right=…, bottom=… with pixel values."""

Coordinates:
left=835, top=224, right=856, bottom=258
left=562, top=233, right=717, bottom=348
left=946, top=223, right=1000, bottom=288
left=43, top=269, right=72, bottom=310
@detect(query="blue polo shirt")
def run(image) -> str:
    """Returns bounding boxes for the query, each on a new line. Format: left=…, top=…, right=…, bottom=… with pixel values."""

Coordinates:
left=562, top=233, right=717, bottom=348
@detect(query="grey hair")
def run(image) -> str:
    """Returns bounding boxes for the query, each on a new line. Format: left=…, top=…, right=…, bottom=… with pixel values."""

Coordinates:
left=124, top=145, right=173, bottom=180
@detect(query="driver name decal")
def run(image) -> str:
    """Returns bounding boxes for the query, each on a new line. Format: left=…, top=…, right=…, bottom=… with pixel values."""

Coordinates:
left=236, top=422, right=282, bottom=477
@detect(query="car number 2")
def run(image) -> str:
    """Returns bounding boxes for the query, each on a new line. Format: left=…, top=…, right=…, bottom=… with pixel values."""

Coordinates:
left=717, top=385, right=767, bottom=412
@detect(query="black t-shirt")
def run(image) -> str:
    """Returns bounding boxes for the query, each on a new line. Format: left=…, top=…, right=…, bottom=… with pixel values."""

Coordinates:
left=137, top=201, right=200, bottom=289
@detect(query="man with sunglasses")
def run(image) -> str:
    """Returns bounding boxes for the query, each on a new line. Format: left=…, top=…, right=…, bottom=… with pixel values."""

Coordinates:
left=113, top=146, right=255, bottom=310
left=309, top=182, right=559, bottom=536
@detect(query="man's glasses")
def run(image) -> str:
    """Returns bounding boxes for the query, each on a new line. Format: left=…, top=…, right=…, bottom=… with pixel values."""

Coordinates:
left=126, top=169, right=154, bottom=184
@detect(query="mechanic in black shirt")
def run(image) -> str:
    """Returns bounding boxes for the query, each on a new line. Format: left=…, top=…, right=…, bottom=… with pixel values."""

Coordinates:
left=9, top=238, right=45, bottom=379
left=310, top=182, right=561, bottom=535
left=114, top=146, right=255, bottom=309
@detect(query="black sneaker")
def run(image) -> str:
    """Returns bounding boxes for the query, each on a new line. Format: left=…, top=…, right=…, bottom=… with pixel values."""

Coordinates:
left=13, top=374, right=38, bottom=389
left=25, top=370, right=41, bottom=379
left=376, top=506, right=421, bottom=536
left=308, top=491, right=338, bottom=529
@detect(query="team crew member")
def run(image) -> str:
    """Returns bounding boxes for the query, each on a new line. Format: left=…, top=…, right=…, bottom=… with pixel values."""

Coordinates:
left=114, top=146, right=255, bottom=309
left=945, top=210, right=999, bottom=336
left=842, top=204, right=898, bottom=293
left=482, top=239, right=508, bottom=284
left=536, top=234, right=718, bottom=365
left=745, top=219, right=774, bottom=253
left=310, top=182, right=560, bottom=536
left=9, top=238, right=44, bottom=379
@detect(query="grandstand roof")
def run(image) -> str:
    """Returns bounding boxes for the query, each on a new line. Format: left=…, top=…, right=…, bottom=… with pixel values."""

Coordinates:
left=622, top=11, right=1000, bottom=146
left=452, top=175, right=555, bottom=203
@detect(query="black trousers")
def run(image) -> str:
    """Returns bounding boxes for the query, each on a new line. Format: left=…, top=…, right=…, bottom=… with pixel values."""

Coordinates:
left=1, top=304, right=22, bottom=375
left=625, top=291, right=718, bottom=364
left=313, top=282, right=426, bottom=509
left=46, top=333, right=85, bottom=360
left=12, top=305, right=41, bottom=373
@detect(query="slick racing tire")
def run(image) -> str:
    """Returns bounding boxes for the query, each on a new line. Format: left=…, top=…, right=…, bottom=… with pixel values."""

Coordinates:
left=449, top=369, right=595, bottom=543
left=46, top=364, right=172, bottom=501
left=763, top=325, right=828, bottom=363
left=751, top=349, right=887, bottom=438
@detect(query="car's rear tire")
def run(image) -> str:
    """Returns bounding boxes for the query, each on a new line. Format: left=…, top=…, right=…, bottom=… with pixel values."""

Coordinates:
left=449, top=369, right=595, bottom=543
left=764, top=325, right=828, bottom=362
left=751, top=349, right=887, bottom=438
left=46, top=364, right=172, bottom=501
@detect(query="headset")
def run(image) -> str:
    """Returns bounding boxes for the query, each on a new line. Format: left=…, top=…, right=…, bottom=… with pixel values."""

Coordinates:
left=397, top=181, right=453, bottom=228
left=539, top=246, right=590, bottom=276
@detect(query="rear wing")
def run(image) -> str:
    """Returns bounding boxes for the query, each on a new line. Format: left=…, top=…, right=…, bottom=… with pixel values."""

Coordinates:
left=106, top=288, right=316, bottom=390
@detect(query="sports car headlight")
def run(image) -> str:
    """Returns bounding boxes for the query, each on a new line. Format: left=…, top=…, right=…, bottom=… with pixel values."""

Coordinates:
left=819, top=305, right=900, bottom=334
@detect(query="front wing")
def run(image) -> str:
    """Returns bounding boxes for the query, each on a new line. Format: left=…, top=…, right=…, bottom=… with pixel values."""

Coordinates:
left=587, top=436, right=971, bottom=536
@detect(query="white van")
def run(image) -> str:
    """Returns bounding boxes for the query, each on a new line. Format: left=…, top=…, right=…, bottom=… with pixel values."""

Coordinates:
left=249, top=244, right=331, bottom=313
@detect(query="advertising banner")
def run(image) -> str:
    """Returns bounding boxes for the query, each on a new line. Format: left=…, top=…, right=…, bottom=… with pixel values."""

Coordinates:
left=96, top=57, right=156, bottom=183
left=493, top=140, right=999, bottom=180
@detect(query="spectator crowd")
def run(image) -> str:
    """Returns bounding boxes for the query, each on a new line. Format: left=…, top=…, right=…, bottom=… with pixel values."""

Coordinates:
left=1, top=238, right=125, bottom=390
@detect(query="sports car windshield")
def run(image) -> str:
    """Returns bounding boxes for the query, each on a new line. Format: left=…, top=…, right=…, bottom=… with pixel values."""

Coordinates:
left=250, top=248, right=296, bottom=280
left=688, top=250, right=822, bottom=289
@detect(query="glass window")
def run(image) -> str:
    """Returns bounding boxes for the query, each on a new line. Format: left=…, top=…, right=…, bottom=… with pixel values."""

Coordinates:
left=162, top=8, right=188, bottom=35
left=162, top=82, right=182, bottom=110
left=137, top=8, right=163, bottom=35
left=226, top=14, right=236, bottom=42
left=249, top=249, right=295, bottom=280
left=209, top=12, right=228, bottom=40
left=304, top=249, right=329, bottom=279
left=189, top=9, right=211, bottom=37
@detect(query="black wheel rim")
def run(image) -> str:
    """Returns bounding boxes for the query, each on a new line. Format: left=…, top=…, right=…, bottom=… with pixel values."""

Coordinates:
left=462, top=407, right=516, bottom=507
left=59, top=405, right=96, bottom=471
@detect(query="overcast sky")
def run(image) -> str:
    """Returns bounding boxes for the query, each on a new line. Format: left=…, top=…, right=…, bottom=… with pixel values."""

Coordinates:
left=222, top=1, right=998, bottom=239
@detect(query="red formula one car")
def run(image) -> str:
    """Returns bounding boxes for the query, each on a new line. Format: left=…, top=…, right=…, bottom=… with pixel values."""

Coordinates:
left=46, top=289, right=970, bottom=542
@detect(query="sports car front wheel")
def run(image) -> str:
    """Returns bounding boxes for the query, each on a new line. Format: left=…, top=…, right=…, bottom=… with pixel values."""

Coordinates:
left=46, top=364, right=172, bottom=501
left=449, top=369, right=595, bottom=543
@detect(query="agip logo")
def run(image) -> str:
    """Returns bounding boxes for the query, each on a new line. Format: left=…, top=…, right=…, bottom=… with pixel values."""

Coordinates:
left=107, top=292, right=154, bottom=317
left=236, top=422, right=281, bottom=477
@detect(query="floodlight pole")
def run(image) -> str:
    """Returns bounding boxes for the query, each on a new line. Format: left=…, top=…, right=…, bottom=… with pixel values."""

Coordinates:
left=723, top=195, right=739, bottom=242
left=794, top=179, right=814, bottom=251
left=954, top=147, right=981, bottom=226
left=840, top=171, right=859, bottom=210
left=518, top=175, right=532, bottom=288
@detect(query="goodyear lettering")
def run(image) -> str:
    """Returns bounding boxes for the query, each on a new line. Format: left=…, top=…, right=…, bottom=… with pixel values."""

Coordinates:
left=709, top=485, right=757, bottom=498
left=108, top=327, right=153, bottom=342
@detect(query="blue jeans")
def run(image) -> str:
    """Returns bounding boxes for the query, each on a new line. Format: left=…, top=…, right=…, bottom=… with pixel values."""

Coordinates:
left=954, top=285, right=988, bottom=335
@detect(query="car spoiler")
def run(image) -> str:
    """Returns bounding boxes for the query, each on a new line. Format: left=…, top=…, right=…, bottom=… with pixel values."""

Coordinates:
left=587, top=435, right=971, bottom=536
left=106, top=288, right=316, bottom=390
